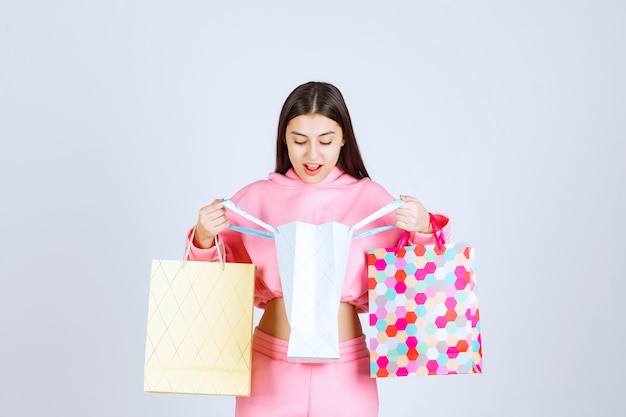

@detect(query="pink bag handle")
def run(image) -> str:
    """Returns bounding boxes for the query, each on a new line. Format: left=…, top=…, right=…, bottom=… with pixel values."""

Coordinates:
left=393, top=213, right=445, bottom=255
left=186, top=227, right=227, bottom=270
left=429, top=213, right=446, bottom=250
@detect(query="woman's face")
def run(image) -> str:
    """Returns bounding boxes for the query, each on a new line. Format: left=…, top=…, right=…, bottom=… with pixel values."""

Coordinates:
left=285, top=114, right=344, bottom=184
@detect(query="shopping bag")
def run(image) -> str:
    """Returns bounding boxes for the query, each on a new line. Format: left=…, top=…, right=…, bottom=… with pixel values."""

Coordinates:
left=144, top=234, right=255, bottom=395
left=221, top=199, right=403, bottom=363
left=368, top=223, right=482, bottom=377
left=274, top=221, right=352, bottom=362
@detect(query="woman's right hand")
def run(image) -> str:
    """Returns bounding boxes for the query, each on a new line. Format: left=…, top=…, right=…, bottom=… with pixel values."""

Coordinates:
left=194, top=199, right=229, bottom=249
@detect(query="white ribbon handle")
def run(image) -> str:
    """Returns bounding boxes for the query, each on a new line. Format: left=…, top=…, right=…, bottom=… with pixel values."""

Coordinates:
left=350, top=199, right=405, bottom=239
left=221, top=199, right=277, bottom=238
left=219, top=198, right=404, bottom=240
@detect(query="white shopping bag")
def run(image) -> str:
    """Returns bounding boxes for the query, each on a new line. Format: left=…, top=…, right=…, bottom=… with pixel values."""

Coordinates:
left=274, top=221, right=351, bottom=362
left=221, top=199, right=404, bottom=362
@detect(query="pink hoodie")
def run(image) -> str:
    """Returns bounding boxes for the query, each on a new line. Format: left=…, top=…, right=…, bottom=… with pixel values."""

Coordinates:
left=187, top=167, right=450, bottom=313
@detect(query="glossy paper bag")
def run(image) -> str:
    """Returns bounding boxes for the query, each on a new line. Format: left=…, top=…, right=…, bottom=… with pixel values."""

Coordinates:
left=220, top=198, right=404, bottom=363
left=144, top=249, right=255, bottom=395
left=274, top=221, right=351, bottom=362
left=368, top=239, right=482, bottom=377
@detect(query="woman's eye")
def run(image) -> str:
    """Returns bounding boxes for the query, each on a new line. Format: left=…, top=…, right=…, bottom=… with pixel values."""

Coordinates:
left=320, top=141, right=332, bottom=146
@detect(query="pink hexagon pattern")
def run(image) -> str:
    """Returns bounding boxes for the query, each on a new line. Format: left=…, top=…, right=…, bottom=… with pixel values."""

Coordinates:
left=367, top=242, right=482, bottom=377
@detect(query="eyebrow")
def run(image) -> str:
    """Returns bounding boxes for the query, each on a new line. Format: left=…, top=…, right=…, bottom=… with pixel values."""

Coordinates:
left=289, top=130, right=336, bottom=138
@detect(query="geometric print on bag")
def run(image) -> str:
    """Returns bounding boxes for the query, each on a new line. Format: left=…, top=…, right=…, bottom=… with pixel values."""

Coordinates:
left=368, top=242, right=482, bottom=377
left=144, top=259, right=255, bottom=395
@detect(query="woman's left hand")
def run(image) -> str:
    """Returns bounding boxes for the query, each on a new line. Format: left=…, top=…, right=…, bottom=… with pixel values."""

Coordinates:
left=395, top=195, right=432, bottom=234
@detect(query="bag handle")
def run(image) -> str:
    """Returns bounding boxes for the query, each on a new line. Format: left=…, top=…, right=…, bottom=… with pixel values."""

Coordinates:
left=430, top=213, right=446, bottom=250
left=393, top=213, right=446, bottom=255
left=185, top=227, right=227, bottom=270
left=350, top=199, right=405, bottom=239
left=221, top=199, right=277, bottom=239
left=220, top=198, right=406, bottom=240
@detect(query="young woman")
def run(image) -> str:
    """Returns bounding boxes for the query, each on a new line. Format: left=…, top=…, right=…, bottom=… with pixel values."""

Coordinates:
left=187, top=81, right=451, bottom=417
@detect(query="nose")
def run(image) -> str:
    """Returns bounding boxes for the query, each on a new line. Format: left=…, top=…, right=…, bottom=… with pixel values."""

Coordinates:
left=307, top=142, right=318, bottom=159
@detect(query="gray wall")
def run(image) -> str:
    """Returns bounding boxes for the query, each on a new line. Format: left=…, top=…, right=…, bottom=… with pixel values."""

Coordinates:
left=1, top=1, right=624, bottom=416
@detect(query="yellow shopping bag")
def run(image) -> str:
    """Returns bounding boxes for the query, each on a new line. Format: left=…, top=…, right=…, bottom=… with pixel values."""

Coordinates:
left=144, top=233, right=255, bottom=396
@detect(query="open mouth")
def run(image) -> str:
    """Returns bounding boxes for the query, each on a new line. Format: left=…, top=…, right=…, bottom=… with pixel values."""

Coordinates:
left=304, top=164, right=322, bottom=175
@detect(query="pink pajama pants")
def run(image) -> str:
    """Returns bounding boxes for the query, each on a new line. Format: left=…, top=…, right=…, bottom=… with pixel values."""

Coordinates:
left=235, top=328, right=379, bottom=417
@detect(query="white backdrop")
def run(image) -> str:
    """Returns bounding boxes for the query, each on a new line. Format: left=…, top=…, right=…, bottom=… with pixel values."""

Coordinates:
left=1, top=1, right=624, bottom=416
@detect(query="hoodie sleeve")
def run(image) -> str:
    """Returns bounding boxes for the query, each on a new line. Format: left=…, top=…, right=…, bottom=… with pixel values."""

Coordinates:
left=185, top=227, right=220, bottom=261
left=185, top=226, right=252, bottom=264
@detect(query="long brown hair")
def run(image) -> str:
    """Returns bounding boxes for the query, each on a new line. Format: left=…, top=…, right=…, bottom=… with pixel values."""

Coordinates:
left=274, top=82, right=370, bottom=179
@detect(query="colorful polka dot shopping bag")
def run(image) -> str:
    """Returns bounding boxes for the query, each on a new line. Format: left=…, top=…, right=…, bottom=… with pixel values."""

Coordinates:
left=367, top=224, right=482, bottom=377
